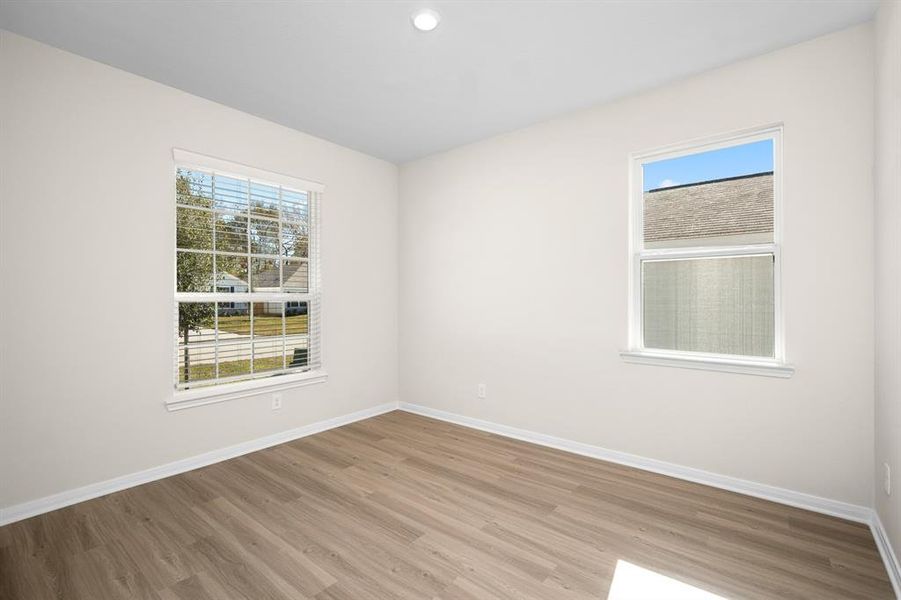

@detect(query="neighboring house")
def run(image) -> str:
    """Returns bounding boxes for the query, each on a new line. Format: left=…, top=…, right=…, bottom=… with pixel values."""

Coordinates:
left=215, top=262, right=309, bottom=316
left=215, top=271, right=249, bottom=314
left=644, top=172, right=774, bottom=248
left=642, top=172, right=775, bottom=357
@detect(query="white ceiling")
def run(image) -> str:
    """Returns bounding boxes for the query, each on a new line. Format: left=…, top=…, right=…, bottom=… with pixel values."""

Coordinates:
left=0, top=1, right=878, bottom=163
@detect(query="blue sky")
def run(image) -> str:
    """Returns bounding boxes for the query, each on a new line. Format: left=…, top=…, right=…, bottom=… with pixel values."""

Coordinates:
left=643, top=139, right=773, bottom=191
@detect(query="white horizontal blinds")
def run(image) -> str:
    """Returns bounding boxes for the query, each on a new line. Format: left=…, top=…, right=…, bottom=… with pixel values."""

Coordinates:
left=642, top=255, right=775, bottom=357
left=175, top=164, right=319, bottom=390
left=306, top=191, right=322, bottom=372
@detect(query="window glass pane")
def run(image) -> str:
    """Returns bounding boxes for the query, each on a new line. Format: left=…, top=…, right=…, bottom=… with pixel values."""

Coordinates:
left=642, top=255, right=774, bottom=357
left=215, top=255, right=248, bottom=293
left=250, top=218, right=279, bottom=256
left=177, top=252, right=213, bottom=293
left=176, top=169, right=213, bottom=208
left=251, top=257, right=280, bottom=291
left=250, top=181, right=280, bottom=218
left=281, top=189, right=309, bottom=222
left=216, top=304, right=252, bottom=378
left=176, top=207, right=213, bottom=251
left=283, top=259, right=309, bottom=292
left=285, top=302, right=308, bottom=333
left=642, top=139, right=774, bottom=248
left=215, top=213, right=248, bottom=253
left=252, top=302, right=285, bottom=373
left=282, top=221, right=309, bottom=257
left=285, top=302, right=310, bottom=370
left=213, top=175, right=249, bottom=213
left=177, top=302, right=216, bottom=384
left=286, top=337, right=309, bottom=370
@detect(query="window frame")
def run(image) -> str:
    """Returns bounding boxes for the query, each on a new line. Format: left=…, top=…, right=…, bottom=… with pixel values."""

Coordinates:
left=168, top=149, right=327, bottom=410
left=622, top=125, right=794, bottom=378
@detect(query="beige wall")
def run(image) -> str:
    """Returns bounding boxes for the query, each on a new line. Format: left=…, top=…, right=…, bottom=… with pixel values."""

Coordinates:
left=874, top=0, right=901, bottom=561
left=0, top=32, right=399, bottom=509
left=399, top=25, right=875, bottom=505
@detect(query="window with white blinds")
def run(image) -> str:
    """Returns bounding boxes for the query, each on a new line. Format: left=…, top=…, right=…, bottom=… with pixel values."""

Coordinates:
left=627, top=127, right=786, bottom=370
left=173, top=152, right=322, bottom=391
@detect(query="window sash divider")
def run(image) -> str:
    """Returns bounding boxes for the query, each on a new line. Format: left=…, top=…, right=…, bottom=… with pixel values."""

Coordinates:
left=637, top=243, right=777, bottom=262
left=176, top=292, right=314, bottom=303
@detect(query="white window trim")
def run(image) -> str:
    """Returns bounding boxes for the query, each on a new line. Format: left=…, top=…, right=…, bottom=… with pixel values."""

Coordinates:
left=619, top=351, right=793, bottom=378
left=168, top=369, right=328, bottom=411
left=623, top=124, right=794, bottom=378
left=167, top=149, right=327, bottom=410
left=172, top=148, right=324, bottom=193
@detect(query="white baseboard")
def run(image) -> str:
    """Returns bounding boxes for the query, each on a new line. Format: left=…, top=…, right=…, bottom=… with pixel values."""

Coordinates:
left=872, top=512, right=901, bottom=598
left=398, top=402, right=901, bottom=597
left=398, top=402, right=870, bottom=521
left=0, top=402, right=399, bottom=527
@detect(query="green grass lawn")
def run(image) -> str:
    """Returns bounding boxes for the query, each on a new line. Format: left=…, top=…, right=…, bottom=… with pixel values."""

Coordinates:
left=217, top=314, right=308, bottom=336
left=178, top=314, right=309, bottom=384
left=179, top=356, right=302, bottom=383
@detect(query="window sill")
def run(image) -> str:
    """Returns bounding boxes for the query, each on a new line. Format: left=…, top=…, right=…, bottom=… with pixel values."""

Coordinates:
left=620, top=351, right=794, bottom=378
left=166, top=370, right=328, bottom=411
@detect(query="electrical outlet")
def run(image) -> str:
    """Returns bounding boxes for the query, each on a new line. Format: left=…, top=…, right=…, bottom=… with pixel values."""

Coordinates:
left=884, top=463, right=892, bottom=496
left=272, top=393, right=283, bottom=411
left=477, top=383, right=486, bottom=399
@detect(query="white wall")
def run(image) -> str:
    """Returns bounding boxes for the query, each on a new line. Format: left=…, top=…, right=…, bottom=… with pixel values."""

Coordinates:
left=0, top=21, right=885, bottom=519
left=0, top=32, right=398, bottom=509
left=874, top=0, right=901, bottom=560
left=399, top=25, right=875, bottom=506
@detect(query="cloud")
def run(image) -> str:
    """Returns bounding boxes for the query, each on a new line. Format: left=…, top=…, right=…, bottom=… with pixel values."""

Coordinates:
left=658, top=179, right=680, bottom=188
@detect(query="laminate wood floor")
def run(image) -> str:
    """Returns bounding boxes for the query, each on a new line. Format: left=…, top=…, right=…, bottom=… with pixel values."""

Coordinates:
left=0, top=411, right=894, bottom=599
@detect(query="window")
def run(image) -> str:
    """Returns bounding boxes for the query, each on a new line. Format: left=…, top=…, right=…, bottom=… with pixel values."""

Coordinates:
left=173, top=149, right=323, bottom=398
left=623, top=127, right=792, bottom=377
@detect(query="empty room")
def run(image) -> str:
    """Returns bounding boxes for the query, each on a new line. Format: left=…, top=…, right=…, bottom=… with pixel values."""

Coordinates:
left=1, top=1, right=900, bottom=598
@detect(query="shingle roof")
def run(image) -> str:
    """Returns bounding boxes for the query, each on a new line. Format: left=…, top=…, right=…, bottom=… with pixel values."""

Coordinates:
left=643, top=172, right=773, bottom=243
left=253, top=260, right=308, bottom=289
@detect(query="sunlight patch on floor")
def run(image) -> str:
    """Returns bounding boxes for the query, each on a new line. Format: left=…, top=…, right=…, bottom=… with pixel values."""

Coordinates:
left=607, top=560, right=728, bottom=600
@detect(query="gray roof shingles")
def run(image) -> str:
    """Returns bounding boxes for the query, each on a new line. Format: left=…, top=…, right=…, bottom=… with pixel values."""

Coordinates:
left=644, top=172, right=773, bottom=243
left=253, top=260, right=308, bottom=289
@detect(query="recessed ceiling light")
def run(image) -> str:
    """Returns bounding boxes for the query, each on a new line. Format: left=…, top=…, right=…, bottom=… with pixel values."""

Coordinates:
left=411, top=9, right=440, bottom=32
